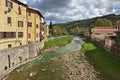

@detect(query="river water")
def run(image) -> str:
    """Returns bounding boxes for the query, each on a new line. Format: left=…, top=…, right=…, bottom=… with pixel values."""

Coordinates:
left=8, top=37, right=84, bottom=80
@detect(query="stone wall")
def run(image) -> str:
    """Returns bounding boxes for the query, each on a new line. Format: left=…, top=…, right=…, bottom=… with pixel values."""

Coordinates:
left=0, top=41, right=44, bottom=72
left=111, top=44, right=120, bottom=57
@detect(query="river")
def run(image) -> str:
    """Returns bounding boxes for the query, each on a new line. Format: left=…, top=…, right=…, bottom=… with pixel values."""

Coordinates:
left=7, top=37, right=85, bottom=80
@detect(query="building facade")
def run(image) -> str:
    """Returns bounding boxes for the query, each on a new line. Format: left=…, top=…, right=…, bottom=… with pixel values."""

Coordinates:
left=27, top=7, right=44, bottom=43
left=105, top=36, right=116, bottom=47
left=0, top=0, right=28, bottom=50
left=115, top=20, right=120, bottom=32
left=0, top=0, right=46, bottom=75
left=91, top=27, right=117, bottom=40
left=0, top=0, right=45, bottom=50
left=43, top=23, right=49, bottom=41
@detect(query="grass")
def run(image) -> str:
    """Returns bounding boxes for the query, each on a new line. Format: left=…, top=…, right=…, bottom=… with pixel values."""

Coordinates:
left=81, top=37, right=120, bottom=80
left=43, top=36, right=74, bottom=49
left=7, top=36, right=75, bottom=80
left=8, top=60, right=66, bottom=80
left=81, top=43, right=96, bottom=53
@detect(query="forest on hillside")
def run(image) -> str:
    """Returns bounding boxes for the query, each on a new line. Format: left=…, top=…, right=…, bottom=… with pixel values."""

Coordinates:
left=53, top=14, right=120, bottom=28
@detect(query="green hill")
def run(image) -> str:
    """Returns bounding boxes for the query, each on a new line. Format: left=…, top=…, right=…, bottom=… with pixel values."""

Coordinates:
left=53, top=14, right=120, bottom=28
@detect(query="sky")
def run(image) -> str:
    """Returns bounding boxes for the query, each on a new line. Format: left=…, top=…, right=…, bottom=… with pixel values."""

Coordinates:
left=20, top=0, right=120, bottom=24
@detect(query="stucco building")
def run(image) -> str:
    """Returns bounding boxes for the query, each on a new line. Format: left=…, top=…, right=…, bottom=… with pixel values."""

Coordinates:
left=0, top=0, right=28, bottom=50
left=0, top=0, right=45, bottom=50
left=115, top=20, right=120, bottom=32
left=27, top=7, right=44, bottom=43
left=91, top=27, right=118, bottom=40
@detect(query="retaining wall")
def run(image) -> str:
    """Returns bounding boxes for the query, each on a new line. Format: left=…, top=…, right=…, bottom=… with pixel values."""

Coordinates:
left=0, top=41, right=44, bottom=72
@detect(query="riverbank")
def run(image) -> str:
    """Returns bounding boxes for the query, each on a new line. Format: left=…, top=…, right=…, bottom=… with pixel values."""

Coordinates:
left=7, top=50, right=99, bottom=80
left=6, top=37, right=99, bottom=80
left=43, top=36, right=73, bottom=49
left=1, top=36, right=74, bottom=80
left=81, top=37, right=120, bottom=80
left=0, top=56, right=40, bottom=80
left=58, top=51, right=99, bottom=80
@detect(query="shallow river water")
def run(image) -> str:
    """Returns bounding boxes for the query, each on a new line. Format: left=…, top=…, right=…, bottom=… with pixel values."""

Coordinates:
left=8, top=37, right=85, bottom=80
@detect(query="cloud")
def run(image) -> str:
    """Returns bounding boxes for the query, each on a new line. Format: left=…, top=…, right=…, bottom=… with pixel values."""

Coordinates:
left=19, top=0, right=120, bottom=24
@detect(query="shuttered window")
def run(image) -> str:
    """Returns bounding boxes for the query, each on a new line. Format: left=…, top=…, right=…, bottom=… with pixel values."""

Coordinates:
left=18, top=6, right=22, bottom=15
left=18, top=32, right=23, bottom=38
left=7, top=17, right=12, bottom=24
left=27, top=22, right=32, bottom=27
left=28, top=33, right=31, bottom=38
left=18, top=21, right=23, bottom=27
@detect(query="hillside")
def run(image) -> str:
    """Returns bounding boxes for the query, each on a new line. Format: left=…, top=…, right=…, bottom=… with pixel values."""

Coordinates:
left=53, top=14, right=120, bottom=28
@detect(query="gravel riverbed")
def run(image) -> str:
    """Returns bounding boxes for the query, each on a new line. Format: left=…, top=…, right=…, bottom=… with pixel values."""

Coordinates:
left=58, top=51, right=100, bottom=80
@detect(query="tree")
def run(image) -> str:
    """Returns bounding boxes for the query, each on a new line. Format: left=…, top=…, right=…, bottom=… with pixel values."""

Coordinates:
left=95, top=18, right=103, bottom=26
left=95, top=18, right=113, bottom=27
left=49, top=21, right=53, bottom=29
left=89, top=24, right=95, bottom=35
left=74, top=26, right=81, bottom=36
left=69, top=29, right=74, bottom=35
left=51, top=26, right=68, bottom=36
left=61, top=27, right=68, bottom=35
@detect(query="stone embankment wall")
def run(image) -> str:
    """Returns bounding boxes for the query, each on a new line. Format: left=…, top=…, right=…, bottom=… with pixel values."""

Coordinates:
left=0, top=41, right=44, bottom=72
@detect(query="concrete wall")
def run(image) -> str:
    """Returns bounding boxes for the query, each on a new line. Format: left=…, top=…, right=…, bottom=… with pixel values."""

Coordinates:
left=0, top=41, right=44, bottom=72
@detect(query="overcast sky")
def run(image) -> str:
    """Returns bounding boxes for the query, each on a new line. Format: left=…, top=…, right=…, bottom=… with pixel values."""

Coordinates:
left=20, top=0, right=120, bottom=24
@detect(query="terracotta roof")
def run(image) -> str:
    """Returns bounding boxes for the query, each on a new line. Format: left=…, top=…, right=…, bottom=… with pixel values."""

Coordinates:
left=92, top=27, right=117, bottom=33
left=93, top=26, right=114, bottom=29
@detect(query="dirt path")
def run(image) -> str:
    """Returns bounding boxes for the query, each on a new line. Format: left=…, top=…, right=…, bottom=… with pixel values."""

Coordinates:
left=58, top=51, right=100, bottom=80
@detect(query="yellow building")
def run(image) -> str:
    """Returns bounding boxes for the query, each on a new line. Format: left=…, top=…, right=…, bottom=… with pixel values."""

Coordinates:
left=43, top=23, right=49, bottom=41
left=27, top=7, right=44, bottom=43
left=0, top=0, right=28, bottom=50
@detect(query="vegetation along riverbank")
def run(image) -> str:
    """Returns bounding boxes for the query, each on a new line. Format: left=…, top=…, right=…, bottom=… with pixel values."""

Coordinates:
left=81, top=37, right=120, bottom=80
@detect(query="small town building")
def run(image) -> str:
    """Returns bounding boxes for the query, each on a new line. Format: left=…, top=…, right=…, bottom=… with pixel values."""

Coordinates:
left=0, top=0, right=28, bottom=50
left=27, top=7, right=44, bottom=43
left=115, top=20, right=120, bottom=32
left=91, top=27, right=118, bottom=40
left=83, top=27, right=90, bottom=37
left=105, top=36, right=116, bottom=47
left=43, top=23, right=49, bottom=41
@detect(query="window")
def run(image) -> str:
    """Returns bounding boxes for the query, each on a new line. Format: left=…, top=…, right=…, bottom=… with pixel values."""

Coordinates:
left=95, top=33, right=100, bottom=35
left=28, top=11, right=31, bottom=16
left=7, top=1, right=13, bottom=8
left=7, top=17, right=12, bottom=24
left=5, top=0, right=8, bottom=7
left=18, top=32, right=23, bottom=38
left=27, top=22, right=32, bottom=27
left=8, top=44, right=12, bottom=48
left=36, top=33, right=38, bottom=37
left=107, top=33, right=113, bottom=35
left=18, top=6, right=22, bottom=15
left=118, top=26, right=120, bottom=31
left=28, top=33, right=31, bottom=38
left=11, top=32, right=16, bottom=38
left=3, top=32, right=7, bottom=38
left=18, top=21, right=23, bottom=27
left=0, top=32, right=16, bottom=39
left=36, top=24, right=38, bottom=28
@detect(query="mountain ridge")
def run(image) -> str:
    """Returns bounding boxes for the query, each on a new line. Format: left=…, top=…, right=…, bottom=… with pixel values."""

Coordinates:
left=53, top=14, right=120, bottom=28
